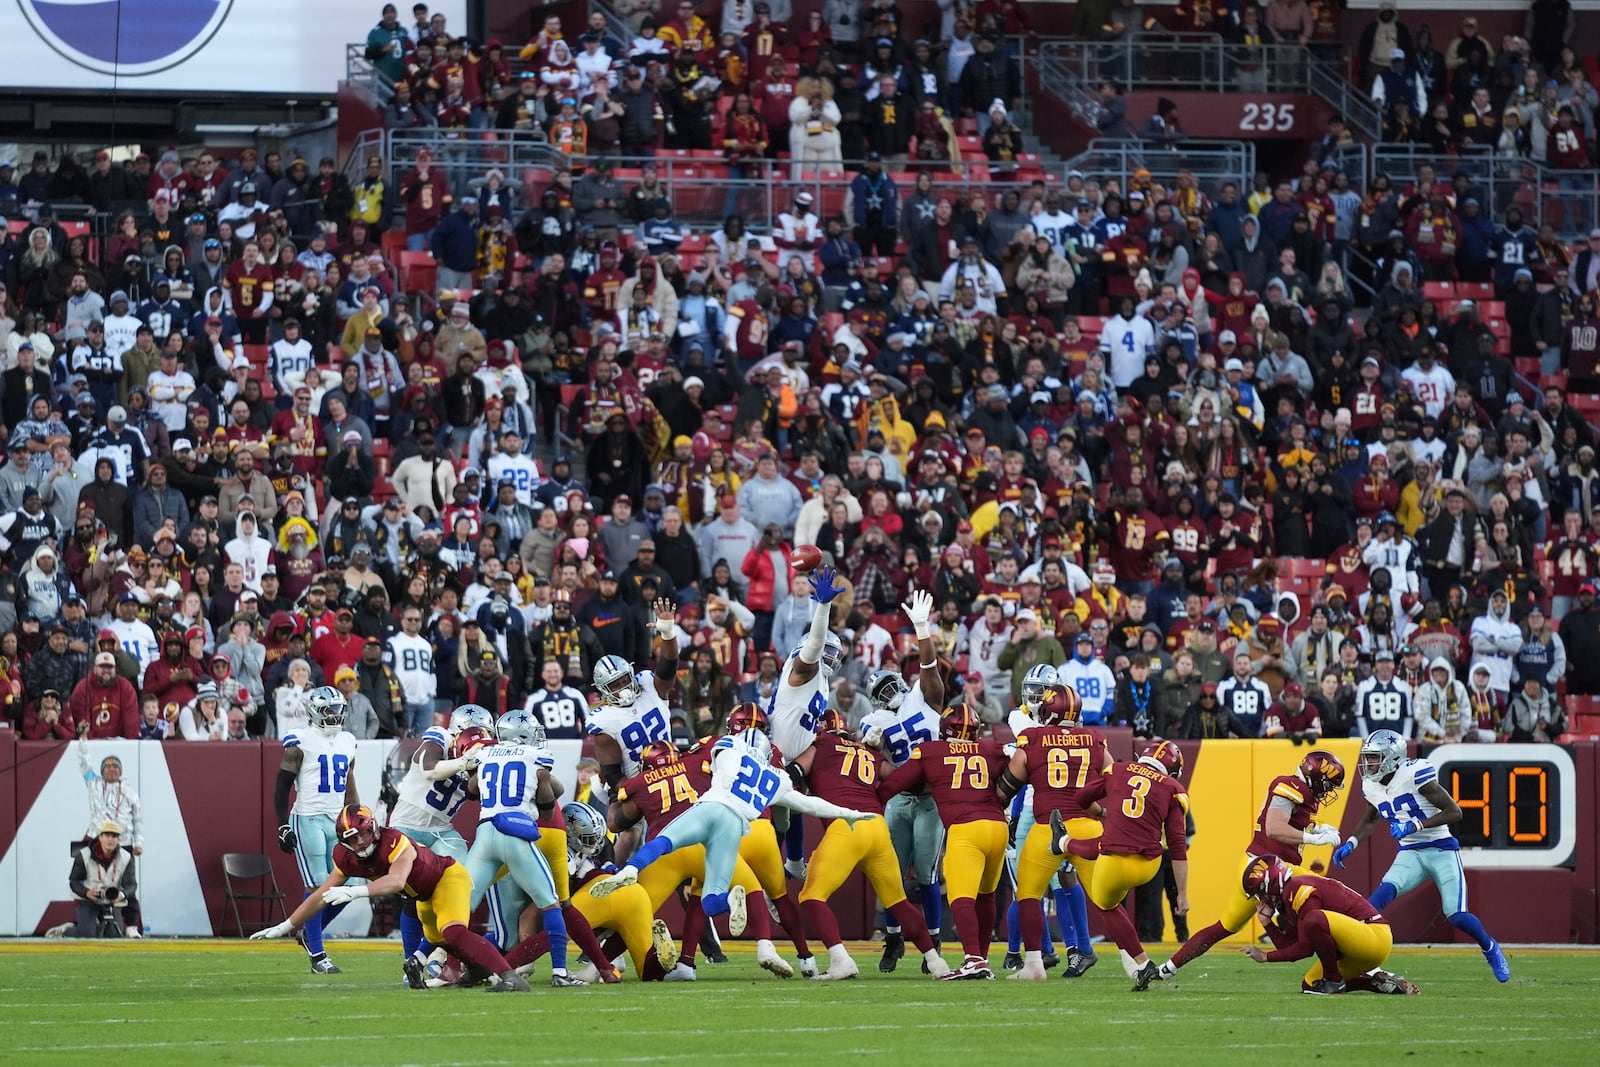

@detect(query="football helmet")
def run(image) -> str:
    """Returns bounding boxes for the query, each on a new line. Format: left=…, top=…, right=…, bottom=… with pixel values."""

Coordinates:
left=726, top=702, right=769, bottom=734
left=640, top=740, right=679, bottom=770
left=940, top=703, right=981, bottom=741
left=452, top=725, right=495, bottom=760
left=449, top=703, right=495, bottom=738
left=1360, top=729, right=1406, bottom=781
left=735, top=727, right=773, bottom=763
left=1298, top=750, right=1347, bottom=804
left=593, top=654, right=641, bottom=706
left=563, top=802, right=607, bottom=857
left=496, top=709, right=547, bottom=747
left=1241, top=854, right=1291, bottom=905
left=1139, top=740, right=1184, bottom=778
left=307, top=685, right=347, bottom=735
left=793, top=632, right=849, bottom=677
left=868, top=669, right=911, bottom=712
left=1035, top=683, right=1083, bottom=727
left=819, top=708, right=849, bottom=735
left=336, top=803, right=380, bottom=859
left=1022, top=663, right=1059, bottom=710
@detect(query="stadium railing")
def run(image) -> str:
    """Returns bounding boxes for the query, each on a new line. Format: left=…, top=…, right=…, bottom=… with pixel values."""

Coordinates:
left=1369, top=144, right=1600, bottom=242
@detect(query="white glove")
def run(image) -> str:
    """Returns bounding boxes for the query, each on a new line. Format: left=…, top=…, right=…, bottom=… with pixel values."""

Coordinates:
left=862, top=727, right=884, bottom=750
left=1304, top=823, right=1341, bottom=847
left=901, top=589, right=934, bottom=641
left=464, top=754, right=482, bottom=771
left=842, top=810, right=874, bottom=826
left=250, top=920, right=294, bottom=940
left=321, top=884, right=370, bottom=907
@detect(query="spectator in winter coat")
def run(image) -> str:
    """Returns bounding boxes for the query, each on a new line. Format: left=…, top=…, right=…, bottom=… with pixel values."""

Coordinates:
left=1502, top=677, right=1565, bottom=742
left=740, top=524, right=794, bottom=650
left=736, top=452, right=803, bottom=534
left=1468, top=589, right=1522, bottom=691
left=69, top=652, right=140, bottom=739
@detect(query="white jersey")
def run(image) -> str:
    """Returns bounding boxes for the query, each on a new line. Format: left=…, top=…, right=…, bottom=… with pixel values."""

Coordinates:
left=769, top=655, right=827, bottom=762
left=1007, top=705, right=1036, bottom=738
left=699, top=734, right=791, bottom=824
left=1361, top=757, right=1453, bottom=848
left=390, top=727, right=471, bottom=832
left=286, top=728, right=359, bottom=817
left=587, top=670, right=672, bottom=778
left=473, top=741, right=555, bottom=819
left=1400, top=364, right=1455, bottom=418
left=145, top=369, right=195, bottom=432
left=859, top=686, right=938, bottom=769
left=1355, top=676, right=1413, bottom=738
left=272, top=338, right=316, bottom=394
left=387, top=633, right=437, bottom=704
left=107, top=618, right=159, bottom=686
left=1099, top=314, right=1156, bottom=388
left=1056, top=657, right=1116, bottom=725
left=487, top=452, right=543, bottom=506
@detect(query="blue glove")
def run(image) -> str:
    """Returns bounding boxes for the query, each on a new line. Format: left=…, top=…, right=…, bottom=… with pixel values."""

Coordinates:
left=809, top=564, right=844, bottom=605
left=1332, top=840, right=1355, bottom=868
left=1388, top=817, right=1419, bottom=841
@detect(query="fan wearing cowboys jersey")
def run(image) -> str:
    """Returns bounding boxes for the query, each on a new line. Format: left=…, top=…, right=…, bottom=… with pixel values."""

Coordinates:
left=1216, top=649, right=1273, bottom=737
left=1355, top=649, right=1412, bottom=737
left=525, top=660, right=589, bottom=739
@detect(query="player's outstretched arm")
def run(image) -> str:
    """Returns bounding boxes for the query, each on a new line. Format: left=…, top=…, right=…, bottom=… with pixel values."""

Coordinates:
left=902, top=589, right=944, bottom=708
left=651, top=597, right=679, bottom=698
left=778, top=789, right=872, bottom=824
left=252, top=868, right=350, bottom=939
left=791, top=565, right=844, bottom=685
left=323, top=845, right=414, bottom=906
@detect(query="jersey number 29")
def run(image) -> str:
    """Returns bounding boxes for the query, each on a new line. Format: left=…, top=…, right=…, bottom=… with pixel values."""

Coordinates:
left=730, top=755, right=783, bottom=809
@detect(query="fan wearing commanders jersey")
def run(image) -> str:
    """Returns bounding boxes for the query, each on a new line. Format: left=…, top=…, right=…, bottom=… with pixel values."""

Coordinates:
left=591, top=730, right=872, bottom=978
left=1355, top=648, right=1411, bottom=737
left=1048, top=741, right=1190, bottom=992
left=1332, top=730, right=1510, bottom=982
left=1157, top=750, right=1346, bottom=980
left=997, top=682, right=1110, bottom=980
left=790, top=709, right=950, bottom=979
left=588, top=596, right=681, bottom=796
left=769, top=563, right=848, bottom=766
left=272, top=686, right=359, bottom=975
left=1238, top=854, right=1418, bottom=995
left=859, top=589, right=945, bottom=974
left=252, top=804, right=531, bottom=993
left=525, top=661, right=589, bottom=739
left=876, top=705, right=1011, bottom=980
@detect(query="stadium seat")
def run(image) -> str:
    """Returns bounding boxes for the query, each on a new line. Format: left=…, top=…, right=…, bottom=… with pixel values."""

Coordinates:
left=398, top=250, right=436, bottom=295
left=1457, top=282, right=1495, bottom=301
left=1423, top=281, right=1456, bottom=300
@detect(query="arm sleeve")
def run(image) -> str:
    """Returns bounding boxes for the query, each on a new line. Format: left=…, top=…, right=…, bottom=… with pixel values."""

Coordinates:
left=274, top=767, right=295, bottom=826
left=799, top=597, right=831, bottom=665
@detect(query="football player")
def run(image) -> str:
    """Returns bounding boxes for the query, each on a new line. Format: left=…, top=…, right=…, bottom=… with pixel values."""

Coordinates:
left=1333, top=730, right=1510, bottom=982
left=876, top=704, right=1010, bottom=980
left=1048, top=741, right=1189, bottom=991
left=1238, top=854, right=1419, bottom=995
left=272, top=686, right=359, bottom=974
left=790, top=708, right=950, bottom=979
left=1002, top=663, right=1066, bottom=972
left=504, top=802, right=680, bottom=982
left=252, top=804, right=531, bottom=993
left=997, top=682, right=1111, bottom=980
left=1157, top=750, right=1345, bottom=980
left=588, top=597, right=680, bottom=798
left=483, top=709, right=618, bottom=983
left=457, top=726, right=586, bottom=987
left=591, top=730, right=873, bottom=979
left=860, top=589, right=944, bottom=973
left=684, top=703, right=818, bottom=976
left=769, top=563, right=848, bottom=766
left=607, top=740, right=777, bottom=981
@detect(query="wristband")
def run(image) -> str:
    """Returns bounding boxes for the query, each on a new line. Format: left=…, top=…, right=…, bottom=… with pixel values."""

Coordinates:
left=914, top=624, right=932, bottom=641
left=920, top=659, right=938, bottom=670
left=655, top=618, right=676, bottom=639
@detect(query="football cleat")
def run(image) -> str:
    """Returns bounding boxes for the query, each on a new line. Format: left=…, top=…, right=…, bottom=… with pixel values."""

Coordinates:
left=797, top=955, right=820, bottom=978
left=1367, top=969, right=1421, bottom=995
left=726, top=885, right=748, bottom=937
left=757, top=941, right=794, bottom=979
left=923, top=952, right=952, bottom=978
left=549, top=972, right=588, bottom=988
left=1155, top=960, right=1179, bottom=981
left=1042, top=948, right=1061, bottom=970
left=1131, top=960, right=1159, bottom=992
left=487, top=971, right=531, bottom=993
left=1003, top=951, right=1024, bottom=971
left=651, top=919, right=680, bottom=971
left=1484, top=940, right=1511, bottom=982
left=879, top=931, right=905, bottom=972
left=921, top=935, right=943, bottom=973
left=1063, top=947, right=1099, bottom=978
left=699, top=926, right=728, bottom=964
left=1008, top=959, right=1048, bottom=981
left=572, top=961, right=602, bottom=985
left=663, top=962, right=698, bottom=982
left=402, top=953, right=428, bottom=990
left=1303, top=978, right=1347, bottom=995
left=938, top=955, right=994, bottom=980
left=455, top=961, right=492, bottom=987
left=1048, top=811, right=1067, bottom=856
left=308, top=953, right=341, bottom=975
left=814, top=954, right=859, bottom=981
left=588, top=867, right=638, bottom=899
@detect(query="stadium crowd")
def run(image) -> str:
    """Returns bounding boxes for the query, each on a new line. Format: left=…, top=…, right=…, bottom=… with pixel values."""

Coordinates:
left=0, top=0, right=1597, bottom=757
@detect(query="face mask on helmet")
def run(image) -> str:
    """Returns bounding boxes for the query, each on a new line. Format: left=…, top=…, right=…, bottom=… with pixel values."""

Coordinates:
left=819, top=634, right=845, bottom=677
left=1022, top=664, right=1058, bottom=709
left=594, top=656, right=640, bottom=706
left=310, top=687, right=347, bottom=734
left=337, top=805, right=379, bottom=859
left=562, top=801, right=607, bottom=857
left=868, top=669, right=910, bottom=712
left=1359, top=729, right=1405, bottom=780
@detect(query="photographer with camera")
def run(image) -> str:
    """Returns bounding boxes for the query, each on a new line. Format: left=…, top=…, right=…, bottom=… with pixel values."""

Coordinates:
left=65, top=820, right=141, bottom=938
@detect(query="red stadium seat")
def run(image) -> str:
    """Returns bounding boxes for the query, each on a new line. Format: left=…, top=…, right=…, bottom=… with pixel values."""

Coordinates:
left=1457, top=282, right=1495, bottom=301
left=1422, top=281, right=1456, bottom=300
left=398, top=250, right=436, bottom=295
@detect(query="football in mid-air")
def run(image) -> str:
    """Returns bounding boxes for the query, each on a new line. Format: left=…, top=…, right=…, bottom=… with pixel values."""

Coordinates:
left=790, top=545, right=824, bottom=573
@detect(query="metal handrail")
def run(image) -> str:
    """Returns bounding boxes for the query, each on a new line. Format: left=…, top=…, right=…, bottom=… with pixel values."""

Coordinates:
left=1368, top=144, right=1600, bottom=238
left=1306, top=57, right=1382, bottom=143
left=1062, top=138, right=1258, bottom=197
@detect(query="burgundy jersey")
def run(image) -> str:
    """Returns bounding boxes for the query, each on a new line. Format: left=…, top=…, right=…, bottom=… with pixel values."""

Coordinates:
left=1349, top=382, right=1384, bottom=432
left=1549, top=536, right=1599, bottom=597
left=1325, top=544, right=1370, bottom=598
left=1247, top=773, right=1319, bottom=865
left=1564, top=315, right=1600, bottom=379
left=615, top=762, right=700, bottom=839
left=805, top=731, right=886, bottom=816
left=1549, top=125, right=1591, bottom=169
left=1165, top=516, right=1209, bottom=571
left=1208, top=512, right=1256, bottom=575
left=1282, top=873, right=1384, bottom=925
left=877, top=738, right=1009, bottom=828
left=1016, top=724, right=1110, bottom=822
left=728, top=300, right=770, bottom=361
left=332, top=827, right=452, bottom=899
left=1076, top=760, right=1189, bottom=860
left=1106, top=508, right=1168, bottom=582
left=223, top=261, right=274, bottom=314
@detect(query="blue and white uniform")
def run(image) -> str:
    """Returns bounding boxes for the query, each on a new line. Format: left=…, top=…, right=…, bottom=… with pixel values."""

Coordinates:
left=463, top=742, right=562, bottom=914
left=587, top=670, right=672, bottom=778
left=1355, top=676, right=1412, bottom=738
left=769, top=655, right=828, bottom=762
left=285, top=727, right=358, bottom=888
left=1362, top=757, right=1463, bottom=909
left=863, top=687, right=942, bottom=890
left=389, top=727, right=471, bottom=860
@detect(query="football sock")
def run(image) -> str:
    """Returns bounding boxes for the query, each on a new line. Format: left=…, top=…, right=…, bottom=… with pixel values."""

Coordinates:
left=800, top=898, right=842, bottom=948
left=444, top=923, right=511, bottom=975
left=628, top=834, right=674, bottom=872
left=1052, top=885, right=1077, bottom=949
left=318, top=901, right=349, bottom=930
left=888, top=900, right=935, bottom=953
left=1369, top=881, right=1399, bottom=910
left=680, top=898, right=707, bottom=967
left=1094, top=899, right=1145, bottom=961
left=1017, top=898, right=1046, bottom=952
left=976, top=893, right=997, bottom=958
left=1006, top=900, right=1023, bottom=953
left=399, top=910, right=423, bottom=958
left=541, top=905, right=570, bottom=973
left=1449, top=911, right=1495, bottom=952
left=640, top=950, right=668, bottom=981
left=300, top=895, right=325, bottom=956
left=784, top=818, right=805, bottom=861
left=773, top=892, right=812, bottom=958
left=950, top=897, right=982, bottom=961
left=1170, top=920, right=1231, bottom=968
left=702, top=891, right=730, bottom=917
left=745, top=891, right=774, bottom=939
left=1064, top=881, right=1092, bottom=953
left=563, top=902, right=610, bottom=972
left=919, top=882, right=943, bottom=938
left=505, top=932, right=549, bottom=970
left=1298, top=909, right=1342, bottom=982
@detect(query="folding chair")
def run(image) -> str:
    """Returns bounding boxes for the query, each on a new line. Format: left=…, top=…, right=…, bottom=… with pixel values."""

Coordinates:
left=220, top=852, right=288, bottom=937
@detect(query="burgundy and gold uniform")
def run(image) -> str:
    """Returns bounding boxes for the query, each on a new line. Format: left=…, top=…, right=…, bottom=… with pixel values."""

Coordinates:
left=1105, top=507, right=1169, bottom=584
left=1265, top=872, right=1393, bottom=986
left=333, top=827, right=467, bottom=944
left=878, top=738, right=1009, bottom=901
left=1248, top=774, right=1319, bottom=866
left=1549, top=534, right=1600, bottom=599
left=1012, top=723, right=1111, bottom=908
left=615, top=757, right=764, bottom=914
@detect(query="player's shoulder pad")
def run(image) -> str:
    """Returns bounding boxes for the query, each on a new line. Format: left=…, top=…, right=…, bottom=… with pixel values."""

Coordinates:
left=1409, top=758, right=1438, bottom=785
left=281, top=732, right=302, bottom=749
left=421, top=727, right=452, bottom=749
left=1272, top=776, right=1308, bottom=804
left=585, top=721, right=606, bottom=735
left=1015, top=731, right=1032, bottom=749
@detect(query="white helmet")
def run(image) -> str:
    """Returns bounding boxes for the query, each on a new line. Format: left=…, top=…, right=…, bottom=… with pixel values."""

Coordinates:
left=868, top=669, right=911, bottom=712
left=593, top=654, right=640, bottom=706
left=793, top=633, right=847, bottom=678
left=737, top=728, right=773, bottom=764
left=1022, top=663, right=1058, bottom=710
left=307, top=686, right=347, bottom=735
left=448, top=703, right=495, bottom=738
left=496, top=709, right=547, bottom=747
left=1360, top=729, right=1407, bottom=781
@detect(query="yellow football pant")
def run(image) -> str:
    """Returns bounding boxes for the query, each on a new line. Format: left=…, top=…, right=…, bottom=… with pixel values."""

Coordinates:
left=798, top=816, right=906, bottom=907
left=572, top=880, right=656, bottom=975
left=1219, top=853, right=1318, bottom=932
left=637, top=843, right=763, bottom=912
left=943, top=820, right=1007, bottom=901
left=417, top=863, right=473, bottom=944
left=1303, top=915, right=1394, bottom=985
left=740, top=818, right=789, bottom=900
left=1017, top=817, right=1101, bottom=900
left=1086, top=853, right=1162, bottom=911
left=537, top=828, right=570, bottom=901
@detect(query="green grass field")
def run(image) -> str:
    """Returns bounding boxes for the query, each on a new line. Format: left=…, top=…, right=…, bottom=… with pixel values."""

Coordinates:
left=1, top=941, right=1596, bottom=1065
